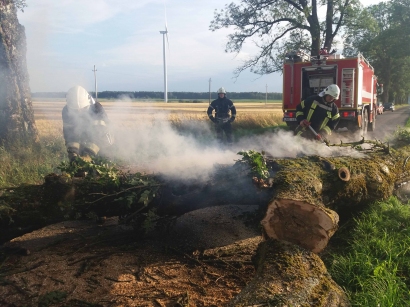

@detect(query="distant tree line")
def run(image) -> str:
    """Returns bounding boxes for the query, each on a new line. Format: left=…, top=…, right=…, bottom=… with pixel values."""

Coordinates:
left=32, top=91, right=283, bottom=101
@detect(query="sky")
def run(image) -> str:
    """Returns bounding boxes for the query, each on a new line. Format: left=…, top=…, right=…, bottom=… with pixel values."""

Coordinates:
left=18, top=0, right=380, bottom=94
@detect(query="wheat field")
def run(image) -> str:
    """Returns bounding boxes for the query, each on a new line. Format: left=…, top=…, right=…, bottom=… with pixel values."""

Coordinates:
left=32, top=100, right=285, bottom=135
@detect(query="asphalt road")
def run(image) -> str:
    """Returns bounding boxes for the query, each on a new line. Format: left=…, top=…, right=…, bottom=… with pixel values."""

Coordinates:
left=333, top=106, right=410, bottom=142
left=368, top=106, right=410, bottom=140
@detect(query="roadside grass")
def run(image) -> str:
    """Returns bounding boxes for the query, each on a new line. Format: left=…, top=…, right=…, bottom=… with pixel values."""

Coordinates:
left=0, top=120, right=66, bottom=188
left=324, top=197, right=410, bottom=306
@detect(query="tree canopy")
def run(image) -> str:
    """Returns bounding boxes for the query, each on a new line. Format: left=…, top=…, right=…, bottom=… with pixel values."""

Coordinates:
left=343, top=0, right=410, bottom=103
left=210, top=0, right=362, bottom=77
left=12, top=0, right=26, bottom=11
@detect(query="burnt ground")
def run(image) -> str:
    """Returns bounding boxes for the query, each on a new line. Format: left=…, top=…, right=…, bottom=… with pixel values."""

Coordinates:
left=0, top=205, right=262, bottom=307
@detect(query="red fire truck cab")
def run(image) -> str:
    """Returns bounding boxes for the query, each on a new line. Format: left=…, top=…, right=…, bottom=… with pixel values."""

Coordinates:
left=282, top=51, right=383, bottom=134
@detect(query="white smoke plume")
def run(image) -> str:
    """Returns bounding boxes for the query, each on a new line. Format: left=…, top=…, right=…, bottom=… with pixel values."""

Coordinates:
left=108, top=98, right=365, bottom=182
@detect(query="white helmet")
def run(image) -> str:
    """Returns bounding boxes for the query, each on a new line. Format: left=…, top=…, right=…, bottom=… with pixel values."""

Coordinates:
left=66, top=85, right=95, bottom=110
left=319, top=84, right=340, bottom=100
left=217, top=87, right=226, bottom=94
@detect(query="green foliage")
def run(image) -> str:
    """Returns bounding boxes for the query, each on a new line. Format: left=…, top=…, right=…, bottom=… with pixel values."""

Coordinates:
left=237, top=150, right=269, bottom=179
left=0, top=135, right=66, bottom=188
left=344, top=0, right=410, bottom=103
left=325, top=197, right=410, bottom=306
left=210, top=0, right=361, bottom=76
left=58, top=156, right=120, bottom=187
left=12, top=0, right=27, bottom=12
left=392, top=127, right=410, bottom=147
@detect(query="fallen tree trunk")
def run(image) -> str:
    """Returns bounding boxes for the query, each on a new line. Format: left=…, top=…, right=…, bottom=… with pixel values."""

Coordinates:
left=228, top=239, right=351, bottom=307
left=0, top=145, right=407, bottom=247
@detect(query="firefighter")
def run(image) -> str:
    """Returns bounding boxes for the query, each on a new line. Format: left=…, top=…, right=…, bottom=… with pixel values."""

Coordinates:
left=295, top=84, right=340, bottom=141
left=207, top=87, right=237, bottom=144
left=62, top=85, right=113, bottom=163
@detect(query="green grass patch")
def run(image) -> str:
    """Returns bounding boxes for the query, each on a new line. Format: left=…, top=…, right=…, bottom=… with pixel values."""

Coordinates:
left=0, top=135, right=66, bottom=188
left=324, top=197, right=410, bottom=306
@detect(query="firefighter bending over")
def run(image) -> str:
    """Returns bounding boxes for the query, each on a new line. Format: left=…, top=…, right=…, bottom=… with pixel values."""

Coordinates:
left=295, top=84, right=340, bottom=141
left=207, top=87, right=237, bottom=144
left=62, top=85, right=113, bottom=163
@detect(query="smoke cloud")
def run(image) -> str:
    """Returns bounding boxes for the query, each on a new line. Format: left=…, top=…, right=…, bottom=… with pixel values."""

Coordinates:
left=108, top=98, right=365, bottom=182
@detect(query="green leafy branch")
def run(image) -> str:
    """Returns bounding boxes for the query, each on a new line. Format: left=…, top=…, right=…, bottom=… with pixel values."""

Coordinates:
left=237, top=150, right=269, bottom=179
left=58, top=156, right=120, bottom=187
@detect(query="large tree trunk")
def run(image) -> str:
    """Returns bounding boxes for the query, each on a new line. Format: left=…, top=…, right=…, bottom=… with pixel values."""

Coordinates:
left=0, top=0, right=38, bottom=145
left=228, top=239, right=351, bottom=307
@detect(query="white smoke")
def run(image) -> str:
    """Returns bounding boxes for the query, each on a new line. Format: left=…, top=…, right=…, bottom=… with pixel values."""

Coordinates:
left=108, top=99, right=365, bottom=181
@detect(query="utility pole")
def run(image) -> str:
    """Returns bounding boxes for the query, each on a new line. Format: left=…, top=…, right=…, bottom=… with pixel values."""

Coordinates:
left=209, top=78, right=212, bottom=105
left=265, top=84, right=268, bottom=106
left=160, top=29, right=168, bottom=103
left=92, top=65, right=98, bottom=101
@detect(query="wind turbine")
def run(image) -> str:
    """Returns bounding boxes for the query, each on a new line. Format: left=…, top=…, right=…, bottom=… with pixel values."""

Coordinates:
left=159, top=7, right=169, bottom=103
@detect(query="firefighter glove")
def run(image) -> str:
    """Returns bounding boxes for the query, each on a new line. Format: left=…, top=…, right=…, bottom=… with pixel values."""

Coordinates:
left=300, top=119, right=310, bottom=127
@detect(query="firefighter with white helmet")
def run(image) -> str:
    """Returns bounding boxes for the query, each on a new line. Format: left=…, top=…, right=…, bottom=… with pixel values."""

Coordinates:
left=207, top=87, right=237, bottom=144
left=295, top=84, right=340, bottom=141
left=62, top=85, right=113, bottom=163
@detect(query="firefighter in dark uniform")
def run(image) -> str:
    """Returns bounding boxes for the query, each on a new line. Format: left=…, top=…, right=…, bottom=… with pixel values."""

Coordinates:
left=295, top=84, right=340, bottom=141
left=62, top=85, right=113, bottom=163
left=207, top=87, right=237, bottom=144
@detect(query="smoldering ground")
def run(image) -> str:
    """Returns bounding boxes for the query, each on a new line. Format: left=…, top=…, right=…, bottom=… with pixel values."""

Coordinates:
left=108, top=100, right=365, bottom=182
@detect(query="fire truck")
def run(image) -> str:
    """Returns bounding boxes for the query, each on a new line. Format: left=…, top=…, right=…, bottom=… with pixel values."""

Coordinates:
left=282, top=51, right=383, bottom=135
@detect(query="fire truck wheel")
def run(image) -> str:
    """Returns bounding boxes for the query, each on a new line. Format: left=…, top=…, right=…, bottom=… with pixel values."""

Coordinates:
left=361, top=108, right=369, bottom=136
left=369, top=109, right=376, bottom=132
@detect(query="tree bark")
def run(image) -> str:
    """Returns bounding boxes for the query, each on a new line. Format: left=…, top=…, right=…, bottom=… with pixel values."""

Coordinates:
left=228, top=239, right=351, bottom=307
left=0, top=0, right=38, bottom=145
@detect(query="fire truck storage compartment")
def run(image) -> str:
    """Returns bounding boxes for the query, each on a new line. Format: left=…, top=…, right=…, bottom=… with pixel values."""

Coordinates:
left=301, top=65, right=337, bottom=100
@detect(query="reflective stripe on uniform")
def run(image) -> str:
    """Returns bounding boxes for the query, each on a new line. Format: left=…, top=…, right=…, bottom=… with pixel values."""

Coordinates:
left=84, top=142, right=100, bottom=155
left=322, top=126, right=332, bottom=135
left=314, top=101, right=333, bottom=111
left=296, top=111, right=304, bottom=117
left=92, top=120, right=106, bottom=126
left=301, top=101, right=305, bottom=109
left=332, top=113, right=340, bottom=120
left=306, top=101, right=318, bottom=121
left=319, top=111, right=332, bottom=130
left=67, top=142, right=80, bottom=150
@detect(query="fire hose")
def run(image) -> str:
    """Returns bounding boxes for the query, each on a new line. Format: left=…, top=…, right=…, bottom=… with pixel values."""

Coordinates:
left=307, top=125, right=329, bottom=146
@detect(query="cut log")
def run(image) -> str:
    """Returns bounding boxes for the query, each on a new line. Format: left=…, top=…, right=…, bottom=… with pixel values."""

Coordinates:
left=261, top=199, right=339, bottom=253
left=228, top=239, right=351, bottom=307
left=258, top=154, right=399, bottom=253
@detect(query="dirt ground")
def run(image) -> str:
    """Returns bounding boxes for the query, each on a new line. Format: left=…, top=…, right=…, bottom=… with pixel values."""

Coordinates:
left=0, top=206, right=262, bottom=307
